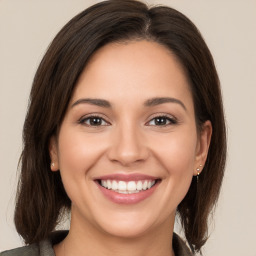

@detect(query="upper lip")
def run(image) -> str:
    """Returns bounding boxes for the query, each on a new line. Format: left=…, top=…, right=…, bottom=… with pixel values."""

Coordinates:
left=94, top=173, right=160, bottom=182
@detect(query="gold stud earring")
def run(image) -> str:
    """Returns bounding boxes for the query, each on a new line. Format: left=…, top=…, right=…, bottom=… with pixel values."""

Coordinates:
left=196, top=165, right=202, bottom=183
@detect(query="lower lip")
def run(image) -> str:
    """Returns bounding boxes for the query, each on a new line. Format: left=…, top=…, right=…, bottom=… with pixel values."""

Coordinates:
left=96, top=182, right=159, bottom=205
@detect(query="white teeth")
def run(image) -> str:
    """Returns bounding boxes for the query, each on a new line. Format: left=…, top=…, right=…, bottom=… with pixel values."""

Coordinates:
left=107, top=180, right=112, bottom=189
left=112, top=180, right=118, bottom=190
left=118, top=190, right=140, bottom=194
left=136, top=181, right=142, bottom=190
left=142, top=181, right=148, bottom=190
left=118, top=181, right=127, bottom=191
left=100, top=179, right=157, bottom=194
left=127, top=181, right=136, bottom=191
left=101, top=180, right=108, bottom=188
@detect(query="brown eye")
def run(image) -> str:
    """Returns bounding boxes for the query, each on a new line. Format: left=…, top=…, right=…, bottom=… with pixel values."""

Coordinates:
left=88, top=117, right=103, bottom=126
left=154, top=117, right=169, bottom=125
left=80, top=116, right=109, bottom=126
left=148, top=116, right=177, bottom=126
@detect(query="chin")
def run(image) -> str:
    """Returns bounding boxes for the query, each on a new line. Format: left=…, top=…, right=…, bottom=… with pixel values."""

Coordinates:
left=99, top=218, right=155, bottom=239
left=91, top=206, right=174, bottom=240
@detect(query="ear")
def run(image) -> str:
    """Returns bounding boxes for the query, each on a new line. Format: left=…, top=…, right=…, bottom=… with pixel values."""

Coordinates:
left=49, top=136, right=59, bottom=172
left=194, top=120, right=212, bottom=176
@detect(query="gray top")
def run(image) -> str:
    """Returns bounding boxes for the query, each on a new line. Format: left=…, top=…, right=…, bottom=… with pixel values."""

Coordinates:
left=1, top=231, right=193, bottom=256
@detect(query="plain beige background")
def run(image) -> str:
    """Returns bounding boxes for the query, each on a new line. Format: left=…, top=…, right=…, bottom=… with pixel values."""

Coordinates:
left=0, top=0, right=256, bottom=255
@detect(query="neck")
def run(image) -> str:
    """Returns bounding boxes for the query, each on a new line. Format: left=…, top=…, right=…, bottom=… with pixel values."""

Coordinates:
left=55, top=208, right=175, bottom=256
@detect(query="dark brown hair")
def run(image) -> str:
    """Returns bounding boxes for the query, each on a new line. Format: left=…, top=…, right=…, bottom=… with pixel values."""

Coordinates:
left=15, top=0, right=226, bottom=253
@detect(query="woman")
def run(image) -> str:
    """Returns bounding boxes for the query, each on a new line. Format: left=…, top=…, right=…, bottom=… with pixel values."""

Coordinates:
left=1, top=0, right=226, bottom=255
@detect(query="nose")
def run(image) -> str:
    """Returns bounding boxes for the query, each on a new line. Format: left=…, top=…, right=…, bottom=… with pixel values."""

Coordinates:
left=107, top=122, right=149, bottom=166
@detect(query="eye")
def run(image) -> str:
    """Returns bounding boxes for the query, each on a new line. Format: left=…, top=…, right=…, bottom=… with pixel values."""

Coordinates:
left=147, top=115, right=177, bottom=126
left=79, top=115, right=109, bottom=127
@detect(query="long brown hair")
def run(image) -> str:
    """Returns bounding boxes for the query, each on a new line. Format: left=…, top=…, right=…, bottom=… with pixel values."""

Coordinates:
left=15, top=0, right=226, bottom=253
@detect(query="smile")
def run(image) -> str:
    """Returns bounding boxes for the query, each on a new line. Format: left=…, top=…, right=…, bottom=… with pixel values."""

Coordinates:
left=95, top=174, right=161, bottom=204
left=100, top=180, right=156, bottom=194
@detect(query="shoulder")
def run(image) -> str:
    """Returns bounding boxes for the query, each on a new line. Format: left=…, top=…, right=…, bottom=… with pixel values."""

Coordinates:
left=173, top=233, right=194, bottom=256
left=0, top=244, right=39, bottom=256
left=0, top=230, right=68, bottom=256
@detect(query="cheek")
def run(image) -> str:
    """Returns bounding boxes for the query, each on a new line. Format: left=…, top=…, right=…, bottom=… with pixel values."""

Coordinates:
left=152, top=128, right=198, bottom=176
left=151, top=127, right=198, bottom=204
left=56, top=128, right=110, bottom=210
left=57, top=128, right=107, bottom=183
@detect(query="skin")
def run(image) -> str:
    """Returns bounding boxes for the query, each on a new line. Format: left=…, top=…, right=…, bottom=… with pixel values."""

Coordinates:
left=50, top=40, right=212, bottom=256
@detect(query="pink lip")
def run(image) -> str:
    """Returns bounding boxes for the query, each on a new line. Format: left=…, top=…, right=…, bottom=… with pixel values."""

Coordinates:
left=94, top=173, right=160, bottom=205
left=94, top=173, right=159, bottom=181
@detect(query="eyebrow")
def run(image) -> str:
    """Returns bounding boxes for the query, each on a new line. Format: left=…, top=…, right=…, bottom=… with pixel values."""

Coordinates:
left=71, top=97, right=186, bottom=110
left=71, top=98, right=111, bottom=108
left=144, top=97, right=187, bottom=111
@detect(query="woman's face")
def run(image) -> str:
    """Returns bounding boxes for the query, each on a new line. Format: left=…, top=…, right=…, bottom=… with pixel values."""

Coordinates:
left=50, top=40, right=211, bottom=238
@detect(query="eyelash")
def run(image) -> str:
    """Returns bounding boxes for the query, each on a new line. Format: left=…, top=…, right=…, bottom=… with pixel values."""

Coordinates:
left=79, top=114, right=110, bottom=127
left=78, top=114, right=177, bottom=127
left=146, top=114, right=177, bottom=126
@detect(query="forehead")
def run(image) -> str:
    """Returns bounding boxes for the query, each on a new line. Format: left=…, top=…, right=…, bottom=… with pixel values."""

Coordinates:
left=71, top=40, right=193, bottom=110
